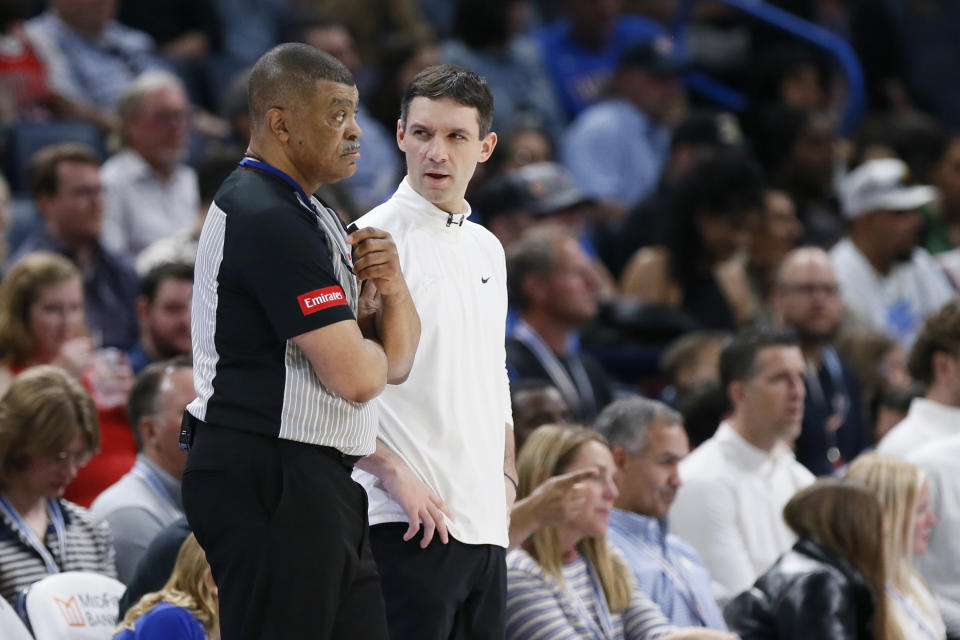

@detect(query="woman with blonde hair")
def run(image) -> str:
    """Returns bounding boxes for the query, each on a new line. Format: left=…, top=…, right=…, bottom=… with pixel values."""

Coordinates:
left=506, top=424, right=735, bottom=640
left=115, top=533, right=219, bottom=639
left=725, top=478, right=898, bottom=639
left=847, top=454, right=945, bottom=639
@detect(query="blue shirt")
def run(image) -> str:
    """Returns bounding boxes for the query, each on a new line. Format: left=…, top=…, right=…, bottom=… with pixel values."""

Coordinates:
left=607, top=508, right=728, bottom=631
left=26, top=12, right=164, bottom=109
left=561, top=99, right=670, bottom=208
left=536, top=16, right=664, bottom=119
left=114, top=601, right=205, bottom=639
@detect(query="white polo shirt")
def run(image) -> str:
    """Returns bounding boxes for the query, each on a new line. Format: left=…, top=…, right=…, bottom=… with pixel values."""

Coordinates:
left=877, top=397, right=960, bottom=459
left=670, top=422, right=815, bottom=599
left=352, top=177, right=512, bottom=547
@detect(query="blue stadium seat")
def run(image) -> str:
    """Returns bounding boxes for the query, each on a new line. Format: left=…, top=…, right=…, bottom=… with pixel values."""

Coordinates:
left=4, top=121, right=107, bottom=194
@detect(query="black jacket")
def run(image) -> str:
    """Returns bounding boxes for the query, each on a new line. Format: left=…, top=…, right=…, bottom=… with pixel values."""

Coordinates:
left=724, top=538, right=876, bottom=639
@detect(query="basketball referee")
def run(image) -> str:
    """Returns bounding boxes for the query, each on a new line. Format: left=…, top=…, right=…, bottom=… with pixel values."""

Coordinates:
left=179, top=44, right=419, bottom=639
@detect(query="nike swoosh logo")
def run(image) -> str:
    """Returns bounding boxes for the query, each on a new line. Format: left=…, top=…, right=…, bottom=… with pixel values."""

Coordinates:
left=481, top=276, right=491, bottom=283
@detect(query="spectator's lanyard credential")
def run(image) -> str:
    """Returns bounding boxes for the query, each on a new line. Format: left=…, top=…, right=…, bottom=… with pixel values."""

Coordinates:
left=131, top=461, right=182, bottom=520
left=511, top=320, right=596, bottom=418
left=804, top=346, right=849, bottom=467
left=887, top=585, right=942, bottom=640
left=634, top=538, right=709, bottom=626
left=0, top=495, right=67, bottom=574
left=567, top=556, right=615, bottom=640
left=238, top=156, right=354, bottom=273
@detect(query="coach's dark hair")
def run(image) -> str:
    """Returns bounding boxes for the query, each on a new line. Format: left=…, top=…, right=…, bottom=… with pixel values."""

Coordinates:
left=139, top=261, right=194, bottom=302
left=248, top=43, right=354, bottom=127
left=126, top=356, right=192, bottom=450
left=719, top=326, right=798, bottom=393
left=400, top=64, right=494, bottom=138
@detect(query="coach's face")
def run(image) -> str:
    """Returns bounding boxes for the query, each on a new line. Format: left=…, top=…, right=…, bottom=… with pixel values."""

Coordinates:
left=294, top=79, right=362, bottom=184
left=398, top=96, right=496, bottom=214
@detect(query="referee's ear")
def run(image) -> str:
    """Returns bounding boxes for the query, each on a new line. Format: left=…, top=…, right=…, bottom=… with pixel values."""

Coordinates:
left=266, top=107, right=290, bottom=144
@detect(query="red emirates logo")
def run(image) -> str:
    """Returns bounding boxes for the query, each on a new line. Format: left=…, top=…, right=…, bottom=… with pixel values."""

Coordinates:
left=298, top=286, right=347, bottom=315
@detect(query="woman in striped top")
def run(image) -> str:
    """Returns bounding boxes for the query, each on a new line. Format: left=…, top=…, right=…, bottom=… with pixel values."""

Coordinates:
left=0, top=365, right=116, bottom=603
left=506, top=425, right=736, bottom=640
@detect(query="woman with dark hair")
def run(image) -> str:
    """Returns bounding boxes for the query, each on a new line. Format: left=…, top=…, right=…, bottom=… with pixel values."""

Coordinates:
left=725, top=478, right=899, bottom=639
left=620, top=151, right=765, bottom=330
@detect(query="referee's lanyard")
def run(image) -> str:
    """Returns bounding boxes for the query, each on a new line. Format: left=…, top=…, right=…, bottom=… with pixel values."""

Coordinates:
left=0, top=494, right=67, bottom=575
left=131, top=460, right=183, bottom=521
left=237, top=157, right=354, bottom=273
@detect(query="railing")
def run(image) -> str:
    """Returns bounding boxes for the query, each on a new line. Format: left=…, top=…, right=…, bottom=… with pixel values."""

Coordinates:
left=669, top=0, right=865, bottom=134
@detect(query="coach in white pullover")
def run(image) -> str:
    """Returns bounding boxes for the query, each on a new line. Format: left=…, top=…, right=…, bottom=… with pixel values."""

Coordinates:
left=353, top=65, right=515, bottom=640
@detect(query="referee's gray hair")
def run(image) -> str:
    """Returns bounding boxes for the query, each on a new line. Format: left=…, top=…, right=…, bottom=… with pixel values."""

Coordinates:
left=116, top=70, right=187, bottom=121
left=594, top=396, right=682, bottom=456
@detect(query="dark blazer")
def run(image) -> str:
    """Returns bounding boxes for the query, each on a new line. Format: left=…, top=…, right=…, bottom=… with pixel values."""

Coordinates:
left=724, top=538, right=876, bottom=640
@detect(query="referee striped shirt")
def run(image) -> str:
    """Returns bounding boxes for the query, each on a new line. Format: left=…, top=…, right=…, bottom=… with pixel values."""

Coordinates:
left=0, top=500, right=116, bottom=603
left=506, top=548, right=676, bottom=640
left=186, top=165, right=378, bottom=455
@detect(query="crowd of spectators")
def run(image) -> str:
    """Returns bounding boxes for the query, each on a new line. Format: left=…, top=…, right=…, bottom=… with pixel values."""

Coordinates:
left=1, top=0, right=960, bottom=638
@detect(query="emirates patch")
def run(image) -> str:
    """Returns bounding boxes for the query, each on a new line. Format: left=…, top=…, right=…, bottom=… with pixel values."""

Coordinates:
left=298, top=286, right=347, bottom=315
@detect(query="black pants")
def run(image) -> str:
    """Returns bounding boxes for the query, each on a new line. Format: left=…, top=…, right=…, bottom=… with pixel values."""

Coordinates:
left=369, top=523, right=506, bottom=640
left=181, top=422, right=388, bottom=640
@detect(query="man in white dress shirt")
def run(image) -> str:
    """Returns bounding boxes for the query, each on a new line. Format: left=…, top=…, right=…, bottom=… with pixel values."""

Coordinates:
left=879, top=300, right=960, bottom=458
left=101, top=70, right=198, bottom=256
left=670, top=327, right=815, bottom=599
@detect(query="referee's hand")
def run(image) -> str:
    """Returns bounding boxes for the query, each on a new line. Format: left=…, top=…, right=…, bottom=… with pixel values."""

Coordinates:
left=347, top=227, right=408, bottom=298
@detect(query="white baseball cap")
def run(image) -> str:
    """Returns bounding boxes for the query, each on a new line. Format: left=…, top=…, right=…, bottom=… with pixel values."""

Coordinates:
left=839, top=158, right=937, bottom=219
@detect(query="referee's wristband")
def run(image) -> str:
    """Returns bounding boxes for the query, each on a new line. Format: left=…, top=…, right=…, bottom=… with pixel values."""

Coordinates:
left=504, top=472, right=518, bottom=493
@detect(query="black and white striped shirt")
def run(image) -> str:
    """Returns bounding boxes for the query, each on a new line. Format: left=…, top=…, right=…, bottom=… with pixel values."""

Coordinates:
left=506, top=548, right=676, bottom=640
left=186, top=165, right=378, bottom=455
left=0, top=500, right=116, bottom=603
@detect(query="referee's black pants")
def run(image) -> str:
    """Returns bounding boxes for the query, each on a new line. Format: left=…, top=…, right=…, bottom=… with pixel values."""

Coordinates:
left=181, top=421, right=388, bottom=640
left=369, top=523, right=506, bottom=640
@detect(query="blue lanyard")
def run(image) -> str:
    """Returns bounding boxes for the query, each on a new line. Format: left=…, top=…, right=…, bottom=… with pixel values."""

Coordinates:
left=567, top=555, right=615, bottom=640
left=0, top=495, right=67, bottom=575
left=131, top=461, right=182, bottom=519
left=238, top=157, right=319, bottom=217
left=238, top=156, right=355, bottom=274
left=511, top=321, right=596, bottom=419
left=888, top=584, right=941, bottom=640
